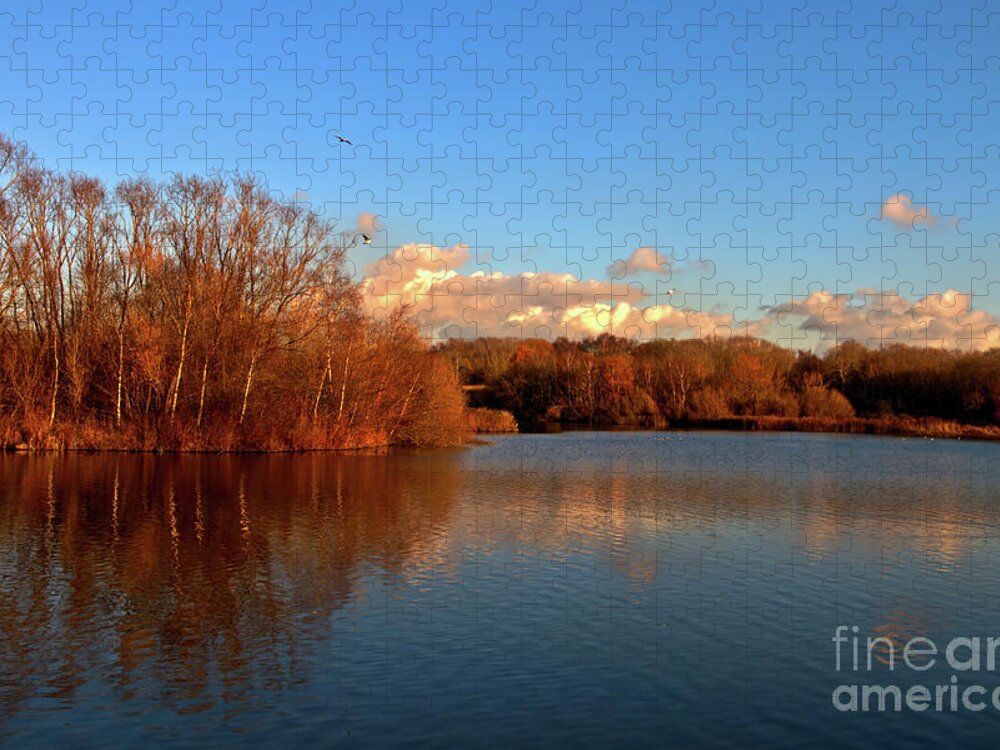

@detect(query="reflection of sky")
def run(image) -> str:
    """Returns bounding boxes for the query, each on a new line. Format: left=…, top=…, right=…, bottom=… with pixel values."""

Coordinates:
left=2, top=1, right=999, bottom=346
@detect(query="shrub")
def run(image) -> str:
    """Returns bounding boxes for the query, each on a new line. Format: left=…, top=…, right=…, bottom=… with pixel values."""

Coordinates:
left=466, top=408, right=518, bottom=433
left=689, top=386, right=731, bottom=419
left=763, top=389, right=801, bottom=417
left=800, top=386, right=856, bottom=419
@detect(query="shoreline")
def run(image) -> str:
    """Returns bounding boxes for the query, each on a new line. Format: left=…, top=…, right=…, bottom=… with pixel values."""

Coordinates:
left=5, top=415, right=1000, bottom=454
left=522, top=415, right=1000, bottom=443
left=1, top=443, right=399, bottom=456
left=1, top=409, right=518, bottom=454
left=686, top=416, right=1000, bottom=441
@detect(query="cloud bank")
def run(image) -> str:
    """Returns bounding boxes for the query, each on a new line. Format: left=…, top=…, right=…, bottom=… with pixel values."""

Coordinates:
left=767, top=289, right=1000, bottom=351
left=360, top=243, right=735, bottom=340
left=357, top=243, right=1000, bottom=351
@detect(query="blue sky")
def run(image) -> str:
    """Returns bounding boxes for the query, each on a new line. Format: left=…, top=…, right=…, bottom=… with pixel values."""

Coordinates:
left=1, top=0, right=998, bottom=347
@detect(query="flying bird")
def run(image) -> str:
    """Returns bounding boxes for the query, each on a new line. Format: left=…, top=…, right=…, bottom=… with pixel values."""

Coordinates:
left=664, top=288, right=678, bottom=295
left=336, top=135, right=353, bottom=145
left=361, top=233, right=372, bottom=245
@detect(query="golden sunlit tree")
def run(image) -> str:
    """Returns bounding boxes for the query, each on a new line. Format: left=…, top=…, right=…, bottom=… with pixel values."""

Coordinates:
left=0, top=134, right=467, bottom=451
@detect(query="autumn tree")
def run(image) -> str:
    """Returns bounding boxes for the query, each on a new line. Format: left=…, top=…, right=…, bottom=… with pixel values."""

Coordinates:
left=0, top=135, right=466, bottom=450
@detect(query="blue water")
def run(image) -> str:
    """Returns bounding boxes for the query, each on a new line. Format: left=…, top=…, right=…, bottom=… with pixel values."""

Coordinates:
left=2, top=431, right=1000, bottom=747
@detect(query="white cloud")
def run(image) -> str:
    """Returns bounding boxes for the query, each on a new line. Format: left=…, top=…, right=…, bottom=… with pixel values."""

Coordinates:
left=607, top=246, right=669, bottom=277
left=360, top=244, right=1000, bottom=350
left=768, top=289, right=1000, bottom=351
left=881, top=194, right=935, bottom=229
left=360, top=243, right=732, bottom=339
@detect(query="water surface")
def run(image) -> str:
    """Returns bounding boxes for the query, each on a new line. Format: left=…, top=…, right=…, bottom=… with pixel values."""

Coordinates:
left=2, top=432, right=1000, bottom=748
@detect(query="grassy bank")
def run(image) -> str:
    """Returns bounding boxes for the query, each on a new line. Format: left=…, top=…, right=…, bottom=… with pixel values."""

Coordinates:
left=10, top=412, right=1000, bottom=452
left=679, top=416, right=1000, bottom=441
left=2, top=407, right=516, bottom=453
left=1, top=422, right=425, bottom=453
left=522, top=415, right=1000, bottom=442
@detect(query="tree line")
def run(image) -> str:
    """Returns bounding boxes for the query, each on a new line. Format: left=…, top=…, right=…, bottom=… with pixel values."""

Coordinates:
left=439, top=335, right=1000, bottom=430
left=0, top=135, right=465, bottom=450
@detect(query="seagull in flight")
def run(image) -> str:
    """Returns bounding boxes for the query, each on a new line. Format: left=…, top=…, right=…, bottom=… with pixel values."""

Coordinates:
left=664, top=288, right=678, bottom=295
left=361, top=233, right=372, bottom=245
left=336, top=135, right=353, bottom=145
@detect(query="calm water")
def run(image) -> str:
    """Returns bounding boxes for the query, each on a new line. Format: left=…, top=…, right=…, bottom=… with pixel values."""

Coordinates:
left=2, top=431, right=1000, bottom=748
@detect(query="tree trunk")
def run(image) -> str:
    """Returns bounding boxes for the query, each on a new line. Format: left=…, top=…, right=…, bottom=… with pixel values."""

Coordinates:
left=115, top=329, right=125, bottom=428
left=388, top=371, right=421, bottom=442
left=313, top=352, right=331, bottom=423
left=239, top=352, right=257, bottom=426
left=337, top=343, right=352, bottom=422
left=169, top=296, right=192, bottom=423
left=196, top=356, right=209, bottom=427
left=48, top=333, right=59, bottom=427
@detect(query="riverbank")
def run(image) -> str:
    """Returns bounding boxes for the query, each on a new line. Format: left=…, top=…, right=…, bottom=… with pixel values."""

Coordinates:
left=526, top=415, right=1000, bottom=442
left=7, top=412, right=998, bottom=453
left=1, top=405, right=521, bottom=453
left=684, top=415, right=1000, bottom=441
left=0, top=421, right=458, bottom=454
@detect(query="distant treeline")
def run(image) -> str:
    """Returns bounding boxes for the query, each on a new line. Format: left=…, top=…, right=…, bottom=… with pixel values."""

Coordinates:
left=0, top=135, right=465, bottom=450
left=439, top=335, right=1000, bottom=431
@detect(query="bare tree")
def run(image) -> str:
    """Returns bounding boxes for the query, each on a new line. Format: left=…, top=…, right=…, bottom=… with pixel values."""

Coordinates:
left=18, top=168, right=76, bottom=427
left=161, top=176, right=218, bottom=424
left=113, top=178, right=158, bottom=427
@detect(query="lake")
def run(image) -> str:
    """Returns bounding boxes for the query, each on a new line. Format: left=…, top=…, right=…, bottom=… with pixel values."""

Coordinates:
left=2, top=431, right=1000, bottom=748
